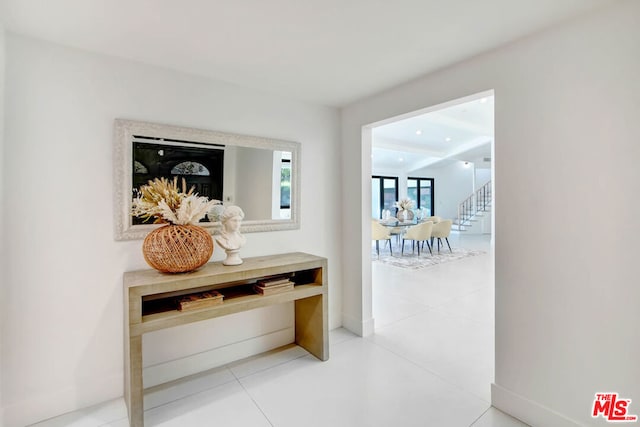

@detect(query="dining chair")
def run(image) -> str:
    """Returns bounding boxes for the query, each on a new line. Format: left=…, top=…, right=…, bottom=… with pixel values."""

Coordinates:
left=371, top=220, right=393, bottom=257
left=389, top=226, right=402, bottom=246
left=431, top=219, right=453, bottom=253
left=402, top=221, right=433, bottom=255
left=424, top=215, right=442, bottom=224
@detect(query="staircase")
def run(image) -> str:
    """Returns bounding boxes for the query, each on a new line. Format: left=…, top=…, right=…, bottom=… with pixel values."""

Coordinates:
left=455, top=181, right=492, bottom=232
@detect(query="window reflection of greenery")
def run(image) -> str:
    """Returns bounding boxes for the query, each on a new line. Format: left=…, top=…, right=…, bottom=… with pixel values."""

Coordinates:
left=280, top=160, right=291, bottom=209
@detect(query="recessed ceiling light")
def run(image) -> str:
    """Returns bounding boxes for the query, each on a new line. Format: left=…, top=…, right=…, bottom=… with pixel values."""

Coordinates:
left=415, top=130, right=422, bottom=135
left=445, top=137, right=452, bottom=142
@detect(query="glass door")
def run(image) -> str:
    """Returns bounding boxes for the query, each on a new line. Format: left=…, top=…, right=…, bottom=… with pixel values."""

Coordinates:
left=372, top=176, right=398, bottom=219
left=407, top=177, right=434, bottom=216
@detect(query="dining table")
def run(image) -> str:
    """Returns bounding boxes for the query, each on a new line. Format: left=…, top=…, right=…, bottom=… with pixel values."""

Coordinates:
left=378, top=218, right=427, bottom=247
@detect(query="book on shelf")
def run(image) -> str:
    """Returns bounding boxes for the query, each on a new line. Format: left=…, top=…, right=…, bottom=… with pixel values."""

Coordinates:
left=177, top=290, right=224, bottom=311
left=256, top=276, right=294, bottom=287
left=253, top=282, right=294, bottom=295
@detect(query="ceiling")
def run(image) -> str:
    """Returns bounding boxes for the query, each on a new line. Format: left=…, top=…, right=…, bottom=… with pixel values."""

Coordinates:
left=373, top=94, right=494, bottom=173
left=0, top=0, right=618, bottom=107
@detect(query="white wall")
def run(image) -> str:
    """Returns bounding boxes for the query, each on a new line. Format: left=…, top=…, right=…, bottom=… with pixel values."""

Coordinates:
left=0, top=24, right=6, bottom=427
left=1, top=34, right=342, bottom=427
left=475, top=166, right=491, bottom=189
left=342, top=1, right=640, bottom=425
left=235, top=146, right=273, bottom=220
left=413, top=161, right=474, bottom=220
left=222, top=145, right=238, bottom=204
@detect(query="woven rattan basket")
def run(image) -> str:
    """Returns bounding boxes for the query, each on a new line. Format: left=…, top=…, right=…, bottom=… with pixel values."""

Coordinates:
left=142, top=224, right=213, bottom=273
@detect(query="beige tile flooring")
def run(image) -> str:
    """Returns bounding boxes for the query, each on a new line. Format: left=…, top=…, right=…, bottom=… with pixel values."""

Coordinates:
left=30, top=233, right=529, bottom=426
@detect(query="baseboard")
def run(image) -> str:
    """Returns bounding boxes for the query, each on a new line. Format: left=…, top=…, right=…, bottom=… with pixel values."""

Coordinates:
left=491, top=383, right=581, bottom=427
left=341, top=314, right=374, bottom=337
left=144, top=327, right=294, bottom=387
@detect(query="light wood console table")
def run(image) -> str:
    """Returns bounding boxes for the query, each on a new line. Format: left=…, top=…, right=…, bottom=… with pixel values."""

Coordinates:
left=124, top=252, right=328, bottom=427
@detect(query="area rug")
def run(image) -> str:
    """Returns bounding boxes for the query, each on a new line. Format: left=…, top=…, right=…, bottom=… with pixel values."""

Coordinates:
left=373, top=247, right=485, bottom=270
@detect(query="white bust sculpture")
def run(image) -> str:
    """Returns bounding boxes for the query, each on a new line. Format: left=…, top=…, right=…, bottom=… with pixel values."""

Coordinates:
left=215, top=205, right=246, bottom=265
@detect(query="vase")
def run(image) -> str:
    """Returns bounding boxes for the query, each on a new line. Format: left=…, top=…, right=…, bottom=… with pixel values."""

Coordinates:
left=142, top=224, right=213, bottom=273
left=397, top=209, right=414, bottom=221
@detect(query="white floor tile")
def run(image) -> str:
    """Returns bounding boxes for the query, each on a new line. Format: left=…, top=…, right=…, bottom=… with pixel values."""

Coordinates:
left=431, top=286, right=495, bottom=326
left=329, top=326, right=359, bottom=346
left=28, top=398, right=127, bottom=427
left=373, top=258, right=492, bottom=310
left=372, top=289, right=430, bottom=328
left=370, top=234, right=495, bottom=403
left=424, top=357, right=494, bottom=403
left=104, top=381, right=271, bottom=427
left=144, top=366, right=236, bottom=410
left=369, top=309, right=493, bottom=368
left=240, top=338, right=490, bottom=427
left=471, top=407, right=530, bottom=426
left=227, top=343, right=310, bottom=379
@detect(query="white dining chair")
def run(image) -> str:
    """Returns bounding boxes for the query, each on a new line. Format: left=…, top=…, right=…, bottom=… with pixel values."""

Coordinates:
left=402, top=221, right=433, bottom=255
left=372, top=220, right=393, bottom=257
left=431, top=219, right=453, bottom=253
left=424, top=215, right=442, bottom=224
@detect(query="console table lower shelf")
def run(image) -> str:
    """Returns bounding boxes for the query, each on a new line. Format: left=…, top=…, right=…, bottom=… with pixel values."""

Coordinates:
left=123, top=252, right=329, bottom=427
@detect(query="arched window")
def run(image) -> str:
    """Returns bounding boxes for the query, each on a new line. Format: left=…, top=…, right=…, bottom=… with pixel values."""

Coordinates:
left=171, top=161, right=210, bottom=176
left=134, top=160, right=148, bottom=174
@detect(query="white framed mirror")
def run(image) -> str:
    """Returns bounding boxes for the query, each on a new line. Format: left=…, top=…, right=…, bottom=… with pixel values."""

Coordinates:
left=114, top=119, right=300, bottom=240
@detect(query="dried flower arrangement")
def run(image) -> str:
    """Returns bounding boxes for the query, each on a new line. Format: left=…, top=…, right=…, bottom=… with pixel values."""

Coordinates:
left=131, top=177, right=221, bottom=225
left=394, top=198, right=415, bottom=211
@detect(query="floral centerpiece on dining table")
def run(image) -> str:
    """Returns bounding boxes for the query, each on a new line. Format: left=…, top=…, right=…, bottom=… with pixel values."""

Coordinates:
left=394, top=198, right=415, bottom=221
left=131, top=177, right=221, bottom=273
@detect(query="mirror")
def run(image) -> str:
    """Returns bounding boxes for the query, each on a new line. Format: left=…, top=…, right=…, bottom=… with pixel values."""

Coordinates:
left=114, top=119, right=300, bottom=240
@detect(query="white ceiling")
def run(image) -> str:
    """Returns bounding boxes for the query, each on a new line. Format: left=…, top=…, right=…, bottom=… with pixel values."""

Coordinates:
left=373, top=94, right=494, bottom=173
left=0, top=0, right=618, bottom=107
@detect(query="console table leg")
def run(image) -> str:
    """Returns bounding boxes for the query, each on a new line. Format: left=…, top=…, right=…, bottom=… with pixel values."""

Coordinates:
left=126, top=335, right=144, bottom=427
left=295, top=294, right=328, bottom=361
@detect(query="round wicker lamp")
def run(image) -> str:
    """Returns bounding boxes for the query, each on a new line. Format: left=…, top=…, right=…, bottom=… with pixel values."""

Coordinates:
left=142, top=224, right=213, bottom=273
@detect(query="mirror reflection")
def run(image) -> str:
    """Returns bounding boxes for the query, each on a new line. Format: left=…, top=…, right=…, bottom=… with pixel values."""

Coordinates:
left=114, top=119, right=300, bottom=240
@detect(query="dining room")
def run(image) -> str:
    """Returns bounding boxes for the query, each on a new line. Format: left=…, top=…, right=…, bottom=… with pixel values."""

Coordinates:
left=370, top=93, right=494, bottom=262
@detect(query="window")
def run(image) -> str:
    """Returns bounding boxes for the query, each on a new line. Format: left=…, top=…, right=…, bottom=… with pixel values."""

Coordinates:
left=407, top=177, right=435, bottom=215
left=280, top=158, right=291, bottom=209
left=372, top=176, right=398, bottom=219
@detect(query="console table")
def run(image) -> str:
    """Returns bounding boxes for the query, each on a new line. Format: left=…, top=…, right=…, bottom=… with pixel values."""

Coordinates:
left=123, top=252, right=328, bottom=427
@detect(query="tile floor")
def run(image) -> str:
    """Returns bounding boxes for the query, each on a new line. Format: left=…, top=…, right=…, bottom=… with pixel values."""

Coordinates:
left=31, top=233, right=529, bottom=427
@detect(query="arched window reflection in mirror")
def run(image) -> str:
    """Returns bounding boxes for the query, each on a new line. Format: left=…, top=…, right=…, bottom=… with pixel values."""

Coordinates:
left=134, top=160, right=148, bottom=174
left=171, top=161, right=211, bottom=176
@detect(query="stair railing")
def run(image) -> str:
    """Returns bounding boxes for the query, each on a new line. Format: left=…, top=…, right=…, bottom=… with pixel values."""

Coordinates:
left=457, top=180, right=491, bottom=230
left=457, top=193, right=475, bottom=229
left=475, top=181, right=492, bottom=213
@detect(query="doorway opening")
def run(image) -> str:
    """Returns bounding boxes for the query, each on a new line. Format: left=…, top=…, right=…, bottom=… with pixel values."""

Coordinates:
left=364, top=90, right=495, bottom=402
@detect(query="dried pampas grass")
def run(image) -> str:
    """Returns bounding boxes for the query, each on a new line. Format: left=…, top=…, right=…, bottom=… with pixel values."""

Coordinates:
left=132, top=177, right=220, bottom=225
